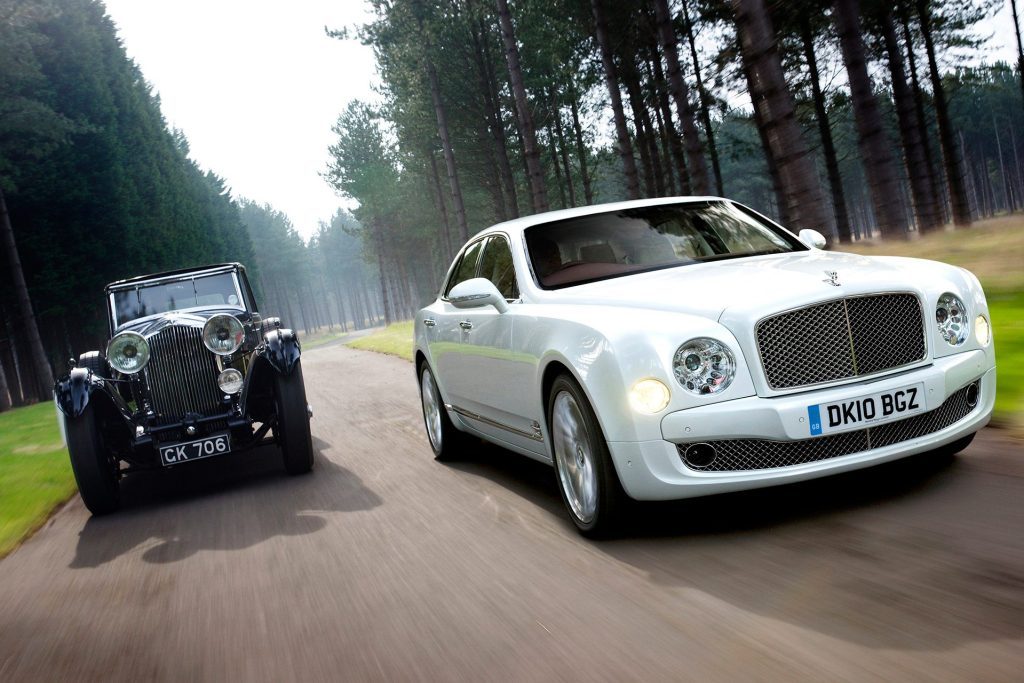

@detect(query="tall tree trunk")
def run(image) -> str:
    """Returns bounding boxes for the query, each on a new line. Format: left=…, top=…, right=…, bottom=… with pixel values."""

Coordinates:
left=0, top=187, right=52, bottom=399
left=800, top=19, right=851, bottom=242
left=2, top=303, right=25, bottom=406
left=0, top=349, right=10, bottom=412
left=548, top=126, right=569, bottom=208
left=550, top=88, right=578, bottom=207
left=591, top=0, right=641, bottom=199
left=682, top=0, right=724, bottom=195
left=1011, top=0, right=1024, bottom=116
left=834, top=0, right=906, bottom=239
left=427, top=149, right=454, bottom=261
left=568, top=78, right=595, bottom=204
left=471, top=13, right=520, bottom=219
left=495, top=0, right=549, bottom=213
left=652, top=0, right=709, bottom=194
left=622, top=63, right=661, bottom=197
left=915, top=0, right=971, bottom=226
left=422, top=43, right=470, bottom=242
left=879, top=9, right=942, bottom=233
left=650, top=51, right=691, bottom=193
left=375, top=234, right=392, bottom=326
left=733, top=0, right=829, bottom=232
left=898, top=4, right=946, bottom=223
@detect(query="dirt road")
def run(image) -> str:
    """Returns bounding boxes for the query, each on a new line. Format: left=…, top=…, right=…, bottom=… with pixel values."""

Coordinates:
left=1, top=344, right=1021, bottom=681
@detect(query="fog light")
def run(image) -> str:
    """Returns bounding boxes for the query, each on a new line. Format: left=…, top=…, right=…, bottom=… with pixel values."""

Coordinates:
left=217, top=368, right=243, bottom=394
left=629, top=379, right=671, bottom=414
left=966, top=382, right=980, bottom=408
left=683, top=443, right=717, bottom=468
left=974, top=315, right=990, bottom=346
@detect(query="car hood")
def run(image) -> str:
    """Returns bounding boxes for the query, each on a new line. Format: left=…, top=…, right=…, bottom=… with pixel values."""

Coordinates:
left=116, top=308, right=247, bottom=337
left=538, top=250, right=951, bottom=320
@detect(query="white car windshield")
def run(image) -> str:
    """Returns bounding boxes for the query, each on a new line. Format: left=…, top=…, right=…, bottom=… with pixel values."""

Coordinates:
left=112, top=273, right=242, bottom=326
left=525, top=200, right=803, bottom=289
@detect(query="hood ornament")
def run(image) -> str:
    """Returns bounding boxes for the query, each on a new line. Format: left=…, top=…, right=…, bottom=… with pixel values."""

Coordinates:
left=823, top=271, right=841, bottom=287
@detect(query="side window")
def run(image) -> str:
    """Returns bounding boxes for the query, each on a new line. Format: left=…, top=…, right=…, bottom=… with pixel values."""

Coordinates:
left=478, top=235, right=518, bottom=300
left=444, top=239, right=484, bottom=297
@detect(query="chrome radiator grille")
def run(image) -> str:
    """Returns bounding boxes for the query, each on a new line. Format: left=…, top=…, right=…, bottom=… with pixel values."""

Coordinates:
left=756, top=293, right=927, bottom=389
left=678, top=382, right=978, bottom=472
left=144, top=325, right=222, bottom=423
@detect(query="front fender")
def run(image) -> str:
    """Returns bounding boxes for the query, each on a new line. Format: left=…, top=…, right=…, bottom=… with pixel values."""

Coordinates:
left=263, top=328, right=301, bottom=375
left=54, top=367, right=103, bottom=418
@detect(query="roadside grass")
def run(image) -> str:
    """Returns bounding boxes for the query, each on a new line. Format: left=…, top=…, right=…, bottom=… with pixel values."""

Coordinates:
left=345, top=320, right=415, bottom=361
left=0, top=402, right=76, bottom=559
left=302, top=329, right=351, bottom=351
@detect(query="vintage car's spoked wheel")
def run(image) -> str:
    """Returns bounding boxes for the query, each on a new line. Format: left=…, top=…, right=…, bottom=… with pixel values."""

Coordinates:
left=273, top=360, right=314, bottom=475
left=419, top=364, right=468, bottom=461
left=548, top=374, right=625, bottom=537
left=65, top=403, right=120, bottom=515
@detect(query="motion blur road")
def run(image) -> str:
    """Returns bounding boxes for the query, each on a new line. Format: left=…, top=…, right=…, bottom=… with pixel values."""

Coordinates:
left=1, top=344, right=1021, bottom=681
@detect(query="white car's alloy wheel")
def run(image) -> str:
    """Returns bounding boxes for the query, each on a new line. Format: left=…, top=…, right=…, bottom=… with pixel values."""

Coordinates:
left=552, top=390, right=599, bottom=524
left=421, top=368, right=443, bottom=452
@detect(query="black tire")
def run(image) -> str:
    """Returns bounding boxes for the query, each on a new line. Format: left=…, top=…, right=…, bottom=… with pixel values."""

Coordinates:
left=418, top=363, right=470, bottom=461
left=547, top=374, right=626, bottom=538
left=273, top=361, right=313, bottom=475
left=66, top=402, right=120, bottom=515
left=78, top=351, right=108, bottom=377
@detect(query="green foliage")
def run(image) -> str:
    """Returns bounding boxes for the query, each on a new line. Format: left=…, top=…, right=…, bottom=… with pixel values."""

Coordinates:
left=0, top=0, right=255, bottom=362
left=346, top=321, right=415, bottom=361
left=0, top=401, right=75, bottom=558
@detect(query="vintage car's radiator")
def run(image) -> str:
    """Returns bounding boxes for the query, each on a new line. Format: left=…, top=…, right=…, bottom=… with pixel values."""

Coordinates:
left=755, top=293, right=927, bottom=390
left=678, top=382, right=978, bottom=472
left=144, top=325, right=223, bottom=422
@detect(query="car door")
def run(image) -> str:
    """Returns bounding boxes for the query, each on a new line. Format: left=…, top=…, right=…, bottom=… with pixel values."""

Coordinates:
left=448, top=235, right=542, bottom=450
left=432, top=238, right=485, bottom=409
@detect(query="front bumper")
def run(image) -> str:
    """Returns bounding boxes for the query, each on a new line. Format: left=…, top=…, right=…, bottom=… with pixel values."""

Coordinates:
left=609, top=351, right=995, bottom=501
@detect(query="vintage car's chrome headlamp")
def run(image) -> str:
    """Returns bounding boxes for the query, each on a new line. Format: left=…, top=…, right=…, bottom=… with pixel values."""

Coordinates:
left=673, top=338, right=736, bottom=396
left=203, top=314, right=245, bottom=355
left=936, top=293, right=968, bottom=346
left=217, top=368, right=243, bottom=394
left=106, top=331, right=150, bottom=374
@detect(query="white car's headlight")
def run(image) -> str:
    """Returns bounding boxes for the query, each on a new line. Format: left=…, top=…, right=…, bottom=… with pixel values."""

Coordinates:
left=203, top=314, right=245, bottom=355
left=106, top=331, right=150, bottom=374
left=974, top=315, right=991, bottom=346
left=673, top=338, right=736, bottom=396
left=629, top=379, right=671, bottom=414
left=936, top=293, right=968, bottom=347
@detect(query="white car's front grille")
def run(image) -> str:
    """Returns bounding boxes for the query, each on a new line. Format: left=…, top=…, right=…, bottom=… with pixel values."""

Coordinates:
left=755, top=293, right=927, bottom=389
left=677, top=381, right=978, bottom=472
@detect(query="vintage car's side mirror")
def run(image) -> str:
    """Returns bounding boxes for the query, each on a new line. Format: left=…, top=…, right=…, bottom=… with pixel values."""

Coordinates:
left=449, top=278, right=509, bottom=314
left=798, top=228, right=827, bottom=250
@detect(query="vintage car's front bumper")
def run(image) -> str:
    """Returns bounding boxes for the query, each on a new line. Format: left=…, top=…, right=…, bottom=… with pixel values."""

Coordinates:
left=609, top=350, right=996, bottom=501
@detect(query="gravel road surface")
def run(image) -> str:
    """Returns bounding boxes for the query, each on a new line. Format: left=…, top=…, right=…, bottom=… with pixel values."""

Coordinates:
left=1, top=344, right=1021, bottom=681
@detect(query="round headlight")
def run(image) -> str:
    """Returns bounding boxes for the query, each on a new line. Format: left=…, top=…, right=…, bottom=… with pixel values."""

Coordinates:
left=217, top=368, right=243, bottom=395
left=629, top=379, right=671, bottom=414
left=203, top=314, right=244, bottom=355
left=673, top=338, right=736, bottom=396
left=106, top=332, right=150, bottom=374
left=936, top=293, right=968, bottom=346
left=974, top=315, right=991, bottom=347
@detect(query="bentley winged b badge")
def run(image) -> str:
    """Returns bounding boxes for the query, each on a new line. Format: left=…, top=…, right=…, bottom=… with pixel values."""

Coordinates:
left=823, top=270, right=841, bottom=287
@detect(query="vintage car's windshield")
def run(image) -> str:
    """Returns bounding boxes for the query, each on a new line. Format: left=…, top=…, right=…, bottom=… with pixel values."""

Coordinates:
left=525, top=200, right=804, bottom=289
left=112, top=273, right=243, bottom=326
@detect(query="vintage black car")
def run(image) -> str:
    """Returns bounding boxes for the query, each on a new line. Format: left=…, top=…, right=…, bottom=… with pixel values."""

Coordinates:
left=54, top=263, right=313, bottom=514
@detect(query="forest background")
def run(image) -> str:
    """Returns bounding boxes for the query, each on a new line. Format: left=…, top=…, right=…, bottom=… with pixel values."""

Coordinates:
left=1, top=0, right=1023, bottom=413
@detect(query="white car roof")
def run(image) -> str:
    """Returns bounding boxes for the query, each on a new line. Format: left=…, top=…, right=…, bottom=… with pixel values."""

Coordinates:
left=475, top=195, right=725, bottom=239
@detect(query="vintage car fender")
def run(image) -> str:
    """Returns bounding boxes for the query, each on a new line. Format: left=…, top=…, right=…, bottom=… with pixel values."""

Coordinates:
left=54, top=367, right=132, bottom=421
left=262, top=328, right=301, bottom=375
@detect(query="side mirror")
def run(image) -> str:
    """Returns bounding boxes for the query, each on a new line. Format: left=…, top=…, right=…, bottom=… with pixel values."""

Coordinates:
left=449, top=278, right=509, bottom=314
left=798, top=228, right=827, bottom=250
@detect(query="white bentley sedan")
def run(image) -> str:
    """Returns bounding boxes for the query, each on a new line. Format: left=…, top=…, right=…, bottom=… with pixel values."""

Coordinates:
left=414, top=197, right=995, bottom=536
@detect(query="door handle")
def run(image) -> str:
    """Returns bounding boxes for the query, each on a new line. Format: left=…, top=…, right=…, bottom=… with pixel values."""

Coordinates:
left=423, top=318, right=436, bottom=327
left=459, top=320, right=473, bottom=330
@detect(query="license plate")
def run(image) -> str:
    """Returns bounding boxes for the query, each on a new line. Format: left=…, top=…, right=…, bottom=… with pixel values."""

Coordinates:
left=808, top=383, right=925, bottom=436
left=159, top=433, right=231, bottom=466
